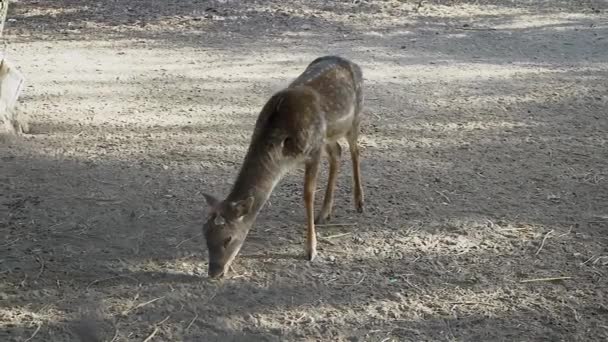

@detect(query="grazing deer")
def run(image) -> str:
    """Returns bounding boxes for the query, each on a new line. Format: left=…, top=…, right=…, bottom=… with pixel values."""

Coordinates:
left=202, top=56, right=364, bottom=278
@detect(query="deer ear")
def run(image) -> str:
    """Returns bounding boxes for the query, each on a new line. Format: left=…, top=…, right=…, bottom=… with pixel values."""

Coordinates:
left=203, top=193, right=221, bottom=208
left=231, top=196, right=255, bottom=219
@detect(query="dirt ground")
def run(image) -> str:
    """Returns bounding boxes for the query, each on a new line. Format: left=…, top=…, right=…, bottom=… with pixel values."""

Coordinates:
left=1, top=0, right=607, bottom=341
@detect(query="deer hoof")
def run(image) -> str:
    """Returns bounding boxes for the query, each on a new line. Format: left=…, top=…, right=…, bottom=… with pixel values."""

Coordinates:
left=314, top=213, right=331, bottom=225
left=356, top=201, right=364, bottom=213
left=306, top=248, right=317, bottom=262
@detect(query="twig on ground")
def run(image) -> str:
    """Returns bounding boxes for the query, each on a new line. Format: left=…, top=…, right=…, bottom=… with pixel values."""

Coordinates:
left=593, top=256, right=608, bottom=265
left=582, top=255, right=596, bottom=265
left=295, top=313, right=308, bottom=323
left=589, top=220, right=608, bottom=225
left=450, top=301, right=497, bottom=307
left=557, top=226, right=572, bottom=238
left=337, top=37, right=364, bottom=41
left=24, top=322, right=41, bottom=342
left=35, top=256, right=45, bottom=279
left=139, top=314, right=170, bottom=342
left=75, top=196, right=121, bottom=202
left=320, top=248, right=348, bottom=254
left=175, top=233, right=202, bottom=248
left=323, top=232, right=351, bottom=240
left=435, top=190, right=451, bottom=203
left=20, top=274, right=27, bottom=287
left=324, top=276, right=339, bottom=285
left=110, top=326, right=119, bottom=342
left=338, top=274, right=366, bottom=286
left=319, top=232, right=351, bottom=245
left=185, top=312, right=198, bottom=332
left=456, top=27, right=497, bottom=31
left=555, top=148, right=591, bottom=158
left=319, top=238, right=336, bottom=246
left=92, top=178, right=117, bottom=186
left=316, top=222, right=357, bottom=227
left=520, top=276, right=572, bottom=283
left=535, top=230, right=554, bottom=255
left=142, top=327, right=159, bottom=342
left=1, top=237, right=21, bottom=247
left=134, top=297, right=165, bottom=310
left=157, top=315, right=171, bottom=326
left=209, top=288, right=219, bottom=301
left=86, top=275, right=139, bottom=290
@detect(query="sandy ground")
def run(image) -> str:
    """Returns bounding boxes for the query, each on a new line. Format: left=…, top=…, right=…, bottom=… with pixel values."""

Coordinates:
left=1, top=0, right=608, bottom=341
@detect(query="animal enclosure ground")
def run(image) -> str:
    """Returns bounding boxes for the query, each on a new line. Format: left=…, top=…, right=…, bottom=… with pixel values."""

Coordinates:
left=1, top=0, right=607, bottom=341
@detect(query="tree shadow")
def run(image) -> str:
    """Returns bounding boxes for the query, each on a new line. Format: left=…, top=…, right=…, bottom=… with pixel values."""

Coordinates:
left=7, top=0, right=607, bottom=67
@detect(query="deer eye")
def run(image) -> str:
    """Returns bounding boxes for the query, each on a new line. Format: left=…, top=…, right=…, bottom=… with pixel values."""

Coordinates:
left=282, top=137, right=293, bottom=149
left=223, top=236, right=232, bottom=248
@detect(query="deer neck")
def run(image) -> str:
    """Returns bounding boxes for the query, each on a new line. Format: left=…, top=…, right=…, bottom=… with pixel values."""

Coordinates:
left=226, top=146, right=285, bottom=223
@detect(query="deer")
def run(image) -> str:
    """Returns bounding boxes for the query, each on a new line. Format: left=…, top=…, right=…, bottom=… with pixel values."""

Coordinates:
left=202, top=55, right=364, bottom=279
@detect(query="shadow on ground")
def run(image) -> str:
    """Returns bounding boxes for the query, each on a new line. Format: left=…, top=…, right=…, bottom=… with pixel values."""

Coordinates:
left=2, top=0, right=608, bottom=341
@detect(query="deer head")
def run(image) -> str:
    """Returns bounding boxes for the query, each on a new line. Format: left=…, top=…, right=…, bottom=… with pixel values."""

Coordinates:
left=202, top=193, right=255, bottom=278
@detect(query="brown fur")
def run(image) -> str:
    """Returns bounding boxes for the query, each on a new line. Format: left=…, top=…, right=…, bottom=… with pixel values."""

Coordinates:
left=202, top=55, right=364, bottom=278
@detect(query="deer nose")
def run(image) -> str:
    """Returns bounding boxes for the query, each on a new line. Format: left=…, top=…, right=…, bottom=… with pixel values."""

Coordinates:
left=208, top=262, right=224, bottom=278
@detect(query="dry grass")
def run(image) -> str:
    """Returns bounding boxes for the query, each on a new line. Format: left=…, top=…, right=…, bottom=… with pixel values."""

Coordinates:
left=1, top=0, right=607, bottom=341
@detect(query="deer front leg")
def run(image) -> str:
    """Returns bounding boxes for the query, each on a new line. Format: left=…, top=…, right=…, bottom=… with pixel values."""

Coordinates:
left=304, top=151, right=321, bottom=261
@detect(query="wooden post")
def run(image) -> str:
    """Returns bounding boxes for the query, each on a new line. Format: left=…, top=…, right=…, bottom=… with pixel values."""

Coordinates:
left=0, top=0, right=28, bottom=135
left=0, top=0, right=9, bottom=38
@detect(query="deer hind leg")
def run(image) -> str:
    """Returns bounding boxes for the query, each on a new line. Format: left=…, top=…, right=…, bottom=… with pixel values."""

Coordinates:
left=315, top=142, right=342, bottom=224
left=304, top=149, right=322, bottom=261
left=347, top=120, right=364, bottom=213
